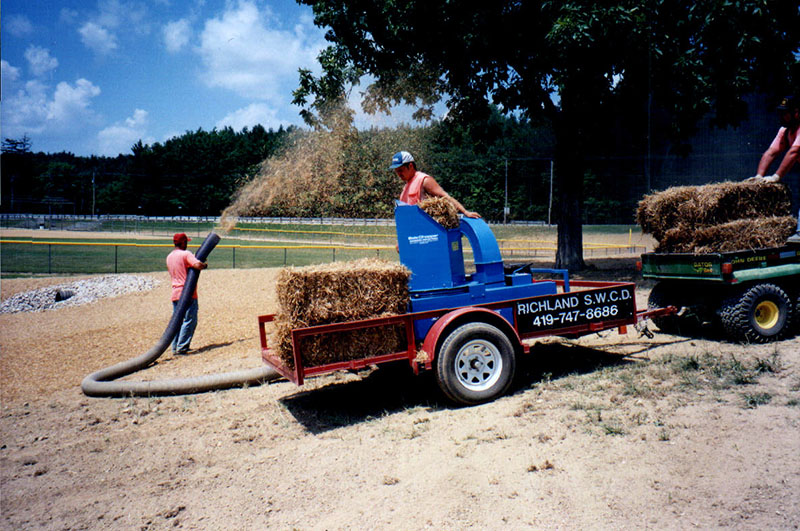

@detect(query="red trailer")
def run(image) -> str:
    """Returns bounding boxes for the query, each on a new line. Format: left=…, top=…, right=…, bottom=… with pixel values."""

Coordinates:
left=259, top=278, right=673, bottom=405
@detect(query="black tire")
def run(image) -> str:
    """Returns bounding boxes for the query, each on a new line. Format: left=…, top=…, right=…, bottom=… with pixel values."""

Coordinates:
left=717, top=283, right=793, bottom=343
left=792, top=292, right=800, bottom=334
left=647, top=282, right=684, bottom=334
left=435, top=322, right=516, bottom=406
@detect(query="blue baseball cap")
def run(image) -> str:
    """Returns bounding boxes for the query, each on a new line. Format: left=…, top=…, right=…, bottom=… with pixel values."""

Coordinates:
left=389, top=151, right=414, bottom=169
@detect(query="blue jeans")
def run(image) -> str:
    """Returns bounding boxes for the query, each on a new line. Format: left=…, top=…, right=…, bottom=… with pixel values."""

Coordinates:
left=171, top=298, right=198, bottom=353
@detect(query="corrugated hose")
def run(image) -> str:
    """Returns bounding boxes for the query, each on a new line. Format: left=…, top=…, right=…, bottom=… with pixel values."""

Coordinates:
left=81, top=232, right=280, bottom=397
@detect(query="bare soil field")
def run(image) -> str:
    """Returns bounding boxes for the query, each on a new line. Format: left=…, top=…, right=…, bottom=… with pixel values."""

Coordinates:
left=2, top=258, right=799, bottom=530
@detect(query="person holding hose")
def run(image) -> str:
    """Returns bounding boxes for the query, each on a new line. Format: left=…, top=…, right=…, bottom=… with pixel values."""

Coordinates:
left=166, top=233, right=207, bottom=354
left=390, top=151, right=481, bottom=218
left=748, top=95, right=800, bottom=243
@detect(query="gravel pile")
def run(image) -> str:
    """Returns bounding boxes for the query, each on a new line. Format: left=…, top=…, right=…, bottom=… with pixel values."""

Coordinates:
left=1, top=275, right=160, bottom=314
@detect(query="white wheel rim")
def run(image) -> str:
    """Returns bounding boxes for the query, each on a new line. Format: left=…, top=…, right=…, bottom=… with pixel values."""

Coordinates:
left=454, top=339, right=503, bottom=392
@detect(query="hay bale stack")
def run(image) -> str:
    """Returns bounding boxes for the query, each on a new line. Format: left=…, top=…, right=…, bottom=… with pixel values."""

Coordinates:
left=270, top=258, right=411, bottom=369
left=638, top=181, right=795, bottom=253
left=655, top=216, right=797, bottom=253
left=419, top=197, right=460, bottom=229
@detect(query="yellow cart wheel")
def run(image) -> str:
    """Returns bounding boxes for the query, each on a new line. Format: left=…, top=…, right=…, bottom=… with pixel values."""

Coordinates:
left=718, top=283, right=792, bottom=343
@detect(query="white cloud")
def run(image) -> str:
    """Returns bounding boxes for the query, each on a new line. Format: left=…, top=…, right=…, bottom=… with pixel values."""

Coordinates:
left=2, top=80, right=50, bottom=134
left=95, top=0, right=144, bottom=29
left=48, top=79, right=102, bottom=122
left=215, top=103, right=288, bottom=131
left=79, top=22, right=119, bottom=55
left=24, top=46, right=59, bottom=77
left=197, top=0, right=324, bottom=101
left=164, top=19, right=192, bottom=53
left=1, top=78, right=101, bottom=139
left=6, top=14, right=34, bottom=37
left=60, top=8, right=79, bottom=25
left=97, top=108, right=154, bottom=156
left=1, top=60, right=21, bottom=85
left=95, top=0, right=150, bottom=35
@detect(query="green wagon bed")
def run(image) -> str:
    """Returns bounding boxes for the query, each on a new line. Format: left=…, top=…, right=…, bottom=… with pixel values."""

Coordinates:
left=640, top=245, right=800, bottom=343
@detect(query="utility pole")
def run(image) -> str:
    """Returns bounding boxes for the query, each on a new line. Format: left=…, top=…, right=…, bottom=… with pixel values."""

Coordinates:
left=548, top=160, right=554, bottom=226
left=503, top=159, right=509, bottom=224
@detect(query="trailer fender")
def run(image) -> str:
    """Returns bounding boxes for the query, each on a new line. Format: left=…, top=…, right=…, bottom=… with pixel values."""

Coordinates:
left=422, top=307, right=523, bottom=364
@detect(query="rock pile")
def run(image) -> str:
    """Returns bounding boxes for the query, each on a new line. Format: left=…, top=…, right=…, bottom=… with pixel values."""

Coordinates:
left=1, top=275, right=159, bottom=314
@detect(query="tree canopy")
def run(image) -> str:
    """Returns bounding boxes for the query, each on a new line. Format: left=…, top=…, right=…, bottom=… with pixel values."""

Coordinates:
left=294, top=0, right=800, bottom=269
left=1, top=126, right=294, bottom=216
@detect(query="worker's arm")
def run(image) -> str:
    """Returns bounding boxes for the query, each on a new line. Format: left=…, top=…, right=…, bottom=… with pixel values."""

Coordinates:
left=422, top=177, right=481, bottom=218
left=186, top=253, right=208, bottom=270
left=772, top=144, right=800, bottom=181
left=756, top=128, right=788, bottom=178
left=756, top=148, right=781, bottom=178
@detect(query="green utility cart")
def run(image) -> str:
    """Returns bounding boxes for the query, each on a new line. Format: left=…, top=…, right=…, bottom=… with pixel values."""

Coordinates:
left=640, top=245, right=800, bottom=343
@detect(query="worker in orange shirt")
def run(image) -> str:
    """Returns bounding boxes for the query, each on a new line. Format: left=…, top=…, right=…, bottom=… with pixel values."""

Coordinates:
left=390, top=151, right=481, bottom=218
left=166, top=233, right=207, bottom=354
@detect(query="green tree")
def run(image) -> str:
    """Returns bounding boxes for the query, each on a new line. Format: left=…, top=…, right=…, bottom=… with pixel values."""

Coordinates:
left=293, top=0, right=800, bottom=269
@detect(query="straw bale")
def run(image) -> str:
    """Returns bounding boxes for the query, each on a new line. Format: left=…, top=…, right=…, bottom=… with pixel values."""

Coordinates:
left=654, top=216, right=797, bottom=253
left=692, top=216, right=797, bottom=253
left=654, top=225, right=695, bottom=253
left=636, top=185, right=697, bottom=241
left=637, top=181, right=791, bottom=241
left=275, top=258, right=410, bottom=323
left=419, top=197, right=460, bottom=230
left=271, top=313, right=407, bottom=370
left=270, top=258, right=411, bottom=369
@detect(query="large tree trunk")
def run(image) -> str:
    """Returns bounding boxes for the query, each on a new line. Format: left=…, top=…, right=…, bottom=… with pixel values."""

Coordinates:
left=553, top=104, right=587, bottom=271
left=555, top=177, right=585, bottom=270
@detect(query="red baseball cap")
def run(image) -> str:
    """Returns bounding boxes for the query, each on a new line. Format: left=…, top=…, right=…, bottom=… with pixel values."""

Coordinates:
left=173, top=233, right=191, bottom=245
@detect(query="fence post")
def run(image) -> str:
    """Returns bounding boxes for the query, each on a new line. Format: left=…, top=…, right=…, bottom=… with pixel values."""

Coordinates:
left=283, top=248, right=287, bottom=265
left=48, top=244, right=52, bottom=274
left=115, top=246, right=118, bottom=274
left=333, top=247, right=336, bottom=262
left=232, top=246, right=236, bottom=269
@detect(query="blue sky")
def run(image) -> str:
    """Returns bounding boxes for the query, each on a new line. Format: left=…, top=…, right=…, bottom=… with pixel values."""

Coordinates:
left=1, top=0, right=429, bottom=157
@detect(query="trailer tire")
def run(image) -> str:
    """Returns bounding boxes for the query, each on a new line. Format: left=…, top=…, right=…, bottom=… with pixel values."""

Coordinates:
left=718, top=283, right=793, bottom=343
left=435, top=322, right=515, bottom=406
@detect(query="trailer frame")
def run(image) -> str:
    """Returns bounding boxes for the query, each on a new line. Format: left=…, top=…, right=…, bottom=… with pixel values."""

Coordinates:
left=259, top=279, right=673, bottom=389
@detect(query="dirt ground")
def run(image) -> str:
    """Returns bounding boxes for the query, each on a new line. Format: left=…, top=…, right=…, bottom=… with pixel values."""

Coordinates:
left=2, top=254, right=799, bottom=529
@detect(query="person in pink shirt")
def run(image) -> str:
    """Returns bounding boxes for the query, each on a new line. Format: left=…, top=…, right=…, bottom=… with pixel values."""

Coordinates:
left=390, top=151, right=481, bottom=218
left=752, top=95, right=800, bottom=183
left=749, top=95, right=800, bottom=244
left=166, top=233, right=207, bottom=354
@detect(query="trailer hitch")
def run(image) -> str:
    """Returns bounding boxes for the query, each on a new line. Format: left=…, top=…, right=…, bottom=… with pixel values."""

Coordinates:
left=635, top=320, right=654, bottom=339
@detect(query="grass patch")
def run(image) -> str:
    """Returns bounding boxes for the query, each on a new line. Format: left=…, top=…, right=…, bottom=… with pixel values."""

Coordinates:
left=741, top=392, right=772, bottom=409
left=1, top=238, right=396, bottom=274
left=601, top=422, right=626, bottom=436
left=754, top=352, right=782, bottom=374
left=619, top=373, right=653, bottom=398
left=664, top=352, right=780, bottom=391
left=548, top=350, right=787, bottom=438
